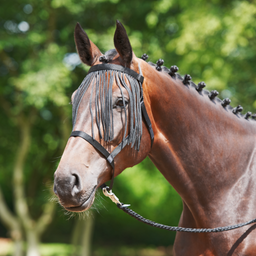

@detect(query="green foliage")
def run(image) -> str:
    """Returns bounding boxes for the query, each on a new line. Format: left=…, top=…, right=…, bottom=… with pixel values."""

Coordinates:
left=1, top=0, right=256, bottom=250
left=12, top=44, right=72, bottom=108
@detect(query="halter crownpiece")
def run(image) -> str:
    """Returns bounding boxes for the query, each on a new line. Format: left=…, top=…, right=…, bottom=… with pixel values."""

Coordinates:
left=88, top=64, right=144, bottom=84
left=70, top=63, right=154, bottom=190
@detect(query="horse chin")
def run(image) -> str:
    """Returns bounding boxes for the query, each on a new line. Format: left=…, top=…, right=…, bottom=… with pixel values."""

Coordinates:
left=63, top=186, right=96, bottom=212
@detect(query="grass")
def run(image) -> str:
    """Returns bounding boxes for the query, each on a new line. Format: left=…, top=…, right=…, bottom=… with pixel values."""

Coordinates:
left=0, top=241, right=72, bottom=256
left=0, top=238, right=12, bottom=256
left=0, top=239, right=173, bottom=256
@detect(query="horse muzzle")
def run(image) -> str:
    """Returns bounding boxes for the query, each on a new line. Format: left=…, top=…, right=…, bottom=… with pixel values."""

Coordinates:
left=53, top=170, right=97, bottom=212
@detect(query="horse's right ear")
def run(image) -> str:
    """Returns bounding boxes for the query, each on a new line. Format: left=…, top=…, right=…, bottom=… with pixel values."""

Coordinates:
left=74, top=23, right=102, bottom=66
left=114, top=20, right=133, bottom=67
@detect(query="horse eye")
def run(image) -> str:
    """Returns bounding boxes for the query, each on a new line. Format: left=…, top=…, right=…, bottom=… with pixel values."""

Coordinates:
left=114, top=99, right=129, bottom=109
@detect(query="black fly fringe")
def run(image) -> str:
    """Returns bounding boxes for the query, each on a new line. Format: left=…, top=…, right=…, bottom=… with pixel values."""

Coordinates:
left=72, top=73, right=94, bottom=124
left=95, top=72, right=102, bottom=139
left=115, top=72, right=128, bottom=144
left=89, top=75, right=95, bottom=139
left=109, top=72, right=115, bottom=140
left=72, top=70, right=143, bottom=151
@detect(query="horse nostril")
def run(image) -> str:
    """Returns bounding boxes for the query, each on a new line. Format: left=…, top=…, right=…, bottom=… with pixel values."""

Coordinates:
left=71, top=174, right=82, bottom=197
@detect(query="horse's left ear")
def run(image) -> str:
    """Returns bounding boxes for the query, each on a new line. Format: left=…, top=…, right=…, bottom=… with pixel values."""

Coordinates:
left=74, top=22, right=102, bottom=66
left=114, top=20, right=133, bottom=67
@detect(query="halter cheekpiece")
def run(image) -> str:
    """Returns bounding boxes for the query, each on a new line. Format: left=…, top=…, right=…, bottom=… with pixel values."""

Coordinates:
left=70, top=63, right=154, bottom=190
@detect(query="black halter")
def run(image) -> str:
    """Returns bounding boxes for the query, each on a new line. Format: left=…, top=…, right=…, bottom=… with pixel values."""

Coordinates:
left=70, top=63, right=154, bottom=190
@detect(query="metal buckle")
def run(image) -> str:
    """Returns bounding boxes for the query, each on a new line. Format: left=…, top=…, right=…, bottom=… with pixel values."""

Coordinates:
left=102, top=187, right=130, bottom=207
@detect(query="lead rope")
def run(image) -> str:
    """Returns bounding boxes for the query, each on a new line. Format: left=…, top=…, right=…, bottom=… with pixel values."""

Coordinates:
left=102, top=186, right=256, bottom=233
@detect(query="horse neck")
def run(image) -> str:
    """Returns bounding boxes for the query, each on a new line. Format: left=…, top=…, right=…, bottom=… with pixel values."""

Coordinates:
left=143, top=63, right=256, bottom=214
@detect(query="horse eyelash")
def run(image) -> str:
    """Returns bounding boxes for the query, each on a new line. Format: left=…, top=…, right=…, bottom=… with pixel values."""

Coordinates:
left=113, top=98, right=129, bottom=108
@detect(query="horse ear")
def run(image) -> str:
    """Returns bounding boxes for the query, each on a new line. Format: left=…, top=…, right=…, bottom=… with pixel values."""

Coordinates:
left=114, top=20, right=133, bottom=66
left=74, top=23, right=102, bottom=66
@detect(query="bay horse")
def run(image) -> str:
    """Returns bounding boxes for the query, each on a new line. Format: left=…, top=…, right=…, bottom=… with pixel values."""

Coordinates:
left=54, top=21, right=256, bottom=255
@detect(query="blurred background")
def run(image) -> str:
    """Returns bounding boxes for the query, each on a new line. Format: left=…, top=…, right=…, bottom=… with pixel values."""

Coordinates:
left=1, top=0, right=256, bottom=255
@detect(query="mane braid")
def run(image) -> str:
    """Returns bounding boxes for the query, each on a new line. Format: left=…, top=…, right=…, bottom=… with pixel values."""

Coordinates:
left=72, top=69, right=143, bottom=151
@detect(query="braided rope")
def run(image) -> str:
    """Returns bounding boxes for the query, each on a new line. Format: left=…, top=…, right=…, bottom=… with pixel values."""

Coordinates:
left=117, top=204, right=256, bottom=233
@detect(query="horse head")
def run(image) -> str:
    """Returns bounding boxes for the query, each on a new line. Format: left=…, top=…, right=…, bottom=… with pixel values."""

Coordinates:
left=54, top=21, right=153, bottom=212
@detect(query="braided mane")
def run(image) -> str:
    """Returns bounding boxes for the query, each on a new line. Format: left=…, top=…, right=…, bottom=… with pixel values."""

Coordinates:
left=143, top=54, right=255, bottom=121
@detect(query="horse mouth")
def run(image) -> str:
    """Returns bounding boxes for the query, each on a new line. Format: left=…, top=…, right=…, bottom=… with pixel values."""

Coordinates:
left=65, top=186, right=97, bottom=212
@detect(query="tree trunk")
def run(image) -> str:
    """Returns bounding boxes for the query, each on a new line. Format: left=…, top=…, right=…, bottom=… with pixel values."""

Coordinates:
left=13, top=236, right=23, bottom=256
left=81, top=213, right=94, bottom=256
left=26, top=228, right=40, bottom=256
left=0, top=97, right=68, bottom=256
left=12, top=117, right=41, bottom=256
left=71, top=218, right=82, bottom=256
left=71, top=213, right=94, bottom=256
left=9, top=227, right=23, bottom=256
left=0, top=187, right=23, bottom=256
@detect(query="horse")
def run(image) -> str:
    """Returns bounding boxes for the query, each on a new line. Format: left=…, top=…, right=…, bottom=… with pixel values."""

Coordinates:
left=53, top=20, right=256, bottom=255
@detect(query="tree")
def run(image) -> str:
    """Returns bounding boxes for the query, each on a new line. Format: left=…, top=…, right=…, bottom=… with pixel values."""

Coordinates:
left=0, top=52, right=71, bottom=255
left=1, top=0, right=256, bottom=254
left=0, top=1, right=73, bottom=255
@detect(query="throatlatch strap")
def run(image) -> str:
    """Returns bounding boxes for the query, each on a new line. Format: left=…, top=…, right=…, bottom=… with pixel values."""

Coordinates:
left=88, top=64, right=144, bottom=84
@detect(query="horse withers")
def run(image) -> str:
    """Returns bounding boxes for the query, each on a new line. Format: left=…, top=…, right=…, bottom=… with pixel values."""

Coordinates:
left=54, top=21, right=256, bottom=255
